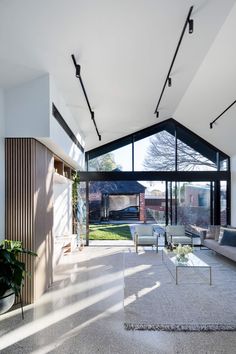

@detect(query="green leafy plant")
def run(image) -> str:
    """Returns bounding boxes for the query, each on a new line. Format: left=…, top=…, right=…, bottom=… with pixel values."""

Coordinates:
left=72, top=171, right=80, bottom=234
left=0, top=240, right=37, bottom=297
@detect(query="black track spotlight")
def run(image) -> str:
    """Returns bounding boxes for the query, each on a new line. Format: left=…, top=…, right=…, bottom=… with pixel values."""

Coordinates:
left=168, top=77, right=172, bottom=87
left=75, top=64, right=81, bottom=78
left=188, top=19, right=194, bottom=34
left=156, top=111, right=159, bottom=118
left=71, top=54, right=101, bottom=140
left=210, top=122, right=213, bottom=129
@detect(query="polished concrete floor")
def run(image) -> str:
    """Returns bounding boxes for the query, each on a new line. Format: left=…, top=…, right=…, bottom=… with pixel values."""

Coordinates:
left=1, top=245, right=236, bottom=354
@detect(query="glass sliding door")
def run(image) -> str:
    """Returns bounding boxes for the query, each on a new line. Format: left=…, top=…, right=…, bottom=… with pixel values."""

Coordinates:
left=175, top=182, right=211, bottom=227
left=142, top=181, right=166, bottom=225
left=220, top=181, right=227, bottom=225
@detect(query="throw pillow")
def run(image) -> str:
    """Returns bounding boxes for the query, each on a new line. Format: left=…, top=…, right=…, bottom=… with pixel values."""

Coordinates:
left=218, top=227, right=227, bottom=243
left=205, top=230, right=214, bottom=239
left=206, top=226, right=220, bottom=240
left=219, top=229, right=236, bottom=247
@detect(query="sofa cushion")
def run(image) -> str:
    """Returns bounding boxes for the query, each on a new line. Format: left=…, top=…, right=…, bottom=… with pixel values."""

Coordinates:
left=137, top=236, right=157, bottom=245
left=219, top=229, right=236, bottom=247
left=170, top=236, right=192, bottom=245
left=218, top=245, right=236, bottom=262
left=205, top=225, right=220, bottom=240
left=166, top=225, right=185, bottom=236
left=203, top=239, right=222, bottom=253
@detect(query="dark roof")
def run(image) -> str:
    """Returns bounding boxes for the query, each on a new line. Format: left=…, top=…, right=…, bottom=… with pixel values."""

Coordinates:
left=90, top=180, right=145, bottom=194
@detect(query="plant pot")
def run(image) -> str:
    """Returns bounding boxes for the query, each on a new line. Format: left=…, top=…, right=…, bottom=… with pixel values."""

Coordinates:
left=176, top=255, right=189, bottom=263
left=0, top=289, right=15, bottom=315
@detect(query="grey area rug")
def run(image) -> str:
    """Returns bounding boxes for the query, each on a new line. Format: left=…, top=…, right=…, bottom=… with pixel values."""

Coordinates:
left=124, top=250, right=236, bottom=331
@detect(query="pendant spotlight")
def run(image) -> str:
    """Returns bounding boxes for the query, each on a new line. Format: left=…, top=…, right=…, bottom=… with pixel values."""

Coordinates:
left=168, top=77, right=172, bottom=87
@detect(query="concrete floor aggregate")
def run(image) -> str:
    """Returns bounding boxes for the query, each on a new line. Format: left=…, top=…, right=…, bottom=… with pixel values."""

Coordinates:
left=1, top=245, right=236, bottom=354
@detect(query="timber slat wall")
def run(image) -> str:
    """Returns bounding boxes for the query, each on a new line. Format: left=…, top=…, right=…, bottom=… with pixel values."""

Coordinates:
left=5, top=138, right=53, bottom=304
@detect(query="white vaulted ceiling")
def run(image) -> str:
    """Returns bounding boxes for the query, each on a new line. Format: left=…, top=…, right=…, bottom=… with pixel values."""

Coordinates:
left=0, top=0, right=235, bottom=152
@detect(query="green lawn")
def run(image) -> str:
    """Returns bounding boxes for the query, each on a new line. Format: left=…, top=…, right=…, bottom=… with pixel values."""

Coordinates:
left=89, top=223, right=132, bottom=240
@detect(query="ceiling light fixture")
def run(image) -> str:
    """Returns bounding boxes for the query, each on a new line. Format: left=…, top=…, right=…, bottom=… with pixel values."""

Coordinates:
left=156, top=111, right=159, bottom=118
left=209, top=99, right=236, bottom=129
left=168, top=77, right=172, bottom=87
left=71, top=54, right=101, bottom=141
left=154, top=6, right=194, bottom=118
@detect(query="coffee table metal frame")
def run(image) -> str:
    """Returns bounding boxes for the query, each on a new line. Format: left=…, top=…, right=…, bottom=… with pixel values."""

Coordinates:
left=162, top=248, right=212, bottom=285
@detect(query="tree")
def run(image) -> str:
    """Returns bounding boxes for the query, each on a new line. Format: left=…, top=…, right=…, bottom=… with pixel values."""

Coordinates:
left=143, top=131, right=216, bottom=171
left=89, top=152, right=122, bottom=171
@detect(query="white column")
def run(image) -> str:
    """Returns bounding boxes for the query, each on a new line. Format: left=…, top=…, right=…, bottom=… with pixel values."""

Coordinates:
left=231, top=155, right=236, bottom=226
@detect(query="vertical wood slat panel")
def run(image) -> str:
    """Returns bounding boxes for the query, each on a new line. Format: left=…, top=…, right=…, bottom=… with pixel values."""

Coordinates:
left=5, top=138, right=34, bottom=304
left=5, top=138, right=53, bottom=304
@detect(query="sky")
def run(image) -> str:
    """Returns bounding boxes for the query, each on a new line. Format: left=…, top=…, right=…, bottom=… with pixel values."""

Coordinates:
left=113, top=136, right=150, bottom=171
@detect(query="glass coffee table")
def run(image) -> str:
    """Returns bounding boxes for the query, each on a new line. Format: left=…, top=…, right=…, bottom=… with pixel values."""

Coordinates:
left=162, top=248, right=212, bottom=285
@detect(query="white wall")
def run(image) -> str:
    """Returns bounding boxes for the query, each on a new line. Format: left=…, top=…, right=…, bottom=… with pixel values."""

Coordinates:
left=5, top=74, right=50, bottom=137
left=4, top=74, right=85, bottom=169
left=174, top=3, right=236, bottom=157
left=0, top=89, right=5, bottom=240
left=49, top=77, right=85, bottom=170
left=53, top=176, right=73, bottom=237
left=231, top=155, right=236, bottom=227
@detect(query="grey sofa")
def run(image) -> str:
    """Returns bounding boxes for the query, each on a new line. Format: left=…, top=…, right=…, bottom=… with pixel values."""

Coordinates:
left=201, top=226, right=236, bottom=262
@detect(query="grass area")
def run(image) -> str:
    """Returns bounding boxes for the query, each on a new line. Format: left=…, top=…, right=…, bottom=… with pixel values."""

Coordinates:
left=89, top=223, right=132, bottom=240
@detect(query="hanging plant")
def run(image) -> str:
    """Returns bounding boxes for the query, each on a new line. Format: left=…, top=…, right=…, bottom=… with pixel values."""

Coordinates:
left=72, top=171, right=80, bottom=233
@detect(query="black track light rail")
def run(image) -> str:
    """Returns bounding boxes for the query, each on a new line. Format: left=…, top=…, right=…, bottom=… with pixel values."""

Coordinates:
left=154, top=6, right=194, bottom=117
left=71, top=54, right=101, bottom=141
left=210, top=100, right=236, bottom=129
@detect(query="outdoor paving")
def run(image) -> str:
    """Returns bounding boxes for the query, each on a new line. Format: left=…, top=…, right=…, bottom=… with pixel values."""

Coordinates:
left=1, top=245, right=236, bottom=353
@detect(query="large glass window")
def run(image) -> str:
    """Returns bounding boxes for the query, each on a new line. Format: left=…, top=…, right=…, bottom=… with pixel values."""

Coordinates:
left=177, top=139, right=217, bottom=171
left=85, top=120, right=230, bottom=240
left=134, top=130, right=175, bottom=171
left=176, top=182, right=211, bottom=226
left=220, top=181, right=227, bottom=225
left=141, top=181, right=166, bottom=225
left=176, top=127, right=217, bottom=171
left=88, top=144, right=132, bottom=171
left=220, top=156, right=229, bottom=171
left=88, top=180, right=145, bottom=223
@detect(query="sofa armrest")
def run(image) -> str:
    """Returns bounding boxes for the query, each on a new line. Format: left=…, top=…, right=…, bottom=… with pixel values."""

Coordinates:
left=200, top=230, right=207, bottom=243
left=153, top=232, right=159, bottom=252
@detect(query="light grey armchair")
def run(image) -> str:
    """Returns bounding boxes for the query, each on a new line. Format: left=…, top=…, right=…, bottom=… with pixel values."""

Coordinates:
left=166, top=225, right=193, bottom=246
left=134, top=224, right=158, bottom=253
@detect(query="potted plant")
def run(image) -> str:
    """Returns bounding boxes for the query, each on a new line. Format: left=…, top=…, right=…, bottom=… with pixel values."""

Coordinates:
left=173, top=244, right=193, bottom=263
left=0, top=239, right=37, bottom=314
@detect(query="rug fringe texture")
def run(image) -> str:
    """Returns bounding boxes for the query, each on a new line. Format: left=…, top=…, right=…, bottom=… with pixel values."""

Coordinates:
left=124, top=323, right=236, bottom=332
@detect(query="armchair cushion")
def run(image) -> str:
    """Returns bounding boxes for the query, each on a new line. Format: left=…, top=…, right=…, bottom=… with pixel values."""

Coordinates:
left=166, top=225, right=192, bottom=245
left=134, top=224, right=158, bottom=252
left=135, top=225, right=154, bottom=236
